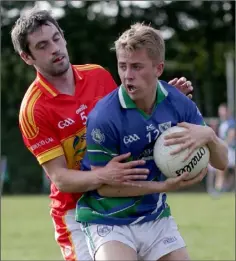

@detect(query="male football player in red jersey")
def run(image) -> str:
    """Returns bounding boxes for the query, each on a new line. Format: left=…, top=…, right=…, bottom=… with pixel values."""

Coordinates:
left=12, top=8, right=194, bottom=261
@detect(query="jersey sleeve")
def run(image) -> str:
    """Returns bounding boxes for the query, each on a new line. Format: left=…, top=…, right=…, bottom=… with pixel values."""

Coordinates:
left=86, top=109, right=119, bottom=167
left=184, top=98, right=206, bottom=126
left=19, top=107, right=64, bottom=165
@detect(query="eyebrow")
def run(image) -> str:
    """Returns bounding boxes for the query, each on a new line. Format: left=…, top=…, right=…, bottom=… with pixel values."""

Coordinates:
left=118, top=62, right=143, bottom=65
left=34, top=32, right=61, bottom=49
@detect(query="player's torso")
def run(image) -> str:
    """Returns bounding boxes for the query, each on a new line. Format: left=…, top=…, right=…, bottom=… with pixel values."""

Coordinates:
left=20, top=65, right=117, bottom=212
left=38, top=87, right=100, bottom=210
left=116, top=101, right=181, bottom=180
left=40, top=68, right=110, bottom=170
left=77, top=88, right=183, bottom=224
left=45, top=94, right=96, bottom=170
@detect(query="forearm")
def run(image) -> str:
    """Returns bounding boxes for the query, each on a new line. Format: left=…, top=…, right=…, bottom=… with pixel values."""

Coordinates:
left=52, top=168, right=103, bottom=193
left=97, top=181, right=165, bottom=197
left=207, top=132, right=228, bottom=170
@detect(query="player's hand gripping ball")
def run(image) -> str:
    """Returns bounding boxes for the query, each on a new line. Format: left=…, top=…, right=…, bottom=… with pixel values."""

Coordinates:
left=154, top=126, right=210, bottom=180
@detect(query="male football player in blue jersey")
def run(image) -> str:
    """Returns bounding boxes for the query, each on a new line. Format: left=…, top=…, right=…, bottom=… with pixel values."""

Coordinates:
left=76, top=23, right=228, bottom=261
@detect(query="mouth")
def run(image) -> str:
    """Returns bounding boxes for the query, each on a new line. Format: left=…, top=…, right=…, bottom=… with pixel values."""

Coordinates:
left=53, top=56, right=65, bottom=63
left=126, top=84, right=137, bottom=93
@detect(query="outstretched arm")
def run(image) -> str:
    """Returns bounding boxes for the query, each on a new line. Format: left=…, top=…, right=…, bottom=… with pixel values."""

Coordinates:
left=97, top=168, right=208, bottom=197
left=43, top=153, right=149, bottom=193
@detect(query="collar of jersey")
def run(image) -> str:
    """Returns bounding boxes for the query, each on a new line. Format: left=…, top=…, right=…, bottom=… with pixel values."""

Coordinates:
left=35, top=64, right=83, bottom=98
left=118, top=81, right=168, bottom=109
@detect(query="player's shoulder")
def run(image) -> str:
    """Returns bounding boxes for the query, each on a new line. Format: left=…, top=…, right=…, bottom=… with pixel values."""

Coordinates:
left=160, top=80, right=194, bottom=107
left=19, top=81, right=45, bottom=115
left=19, top=81, right=45, bottom=137
left=160, top=80, right=189, bottom=100
left=73, top=64, right=111, bottom=78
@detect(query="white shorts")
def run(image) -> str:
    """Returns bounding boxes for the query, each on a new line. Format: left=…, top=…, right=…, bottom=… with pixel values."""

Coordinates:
left=51, top=209, right=92, bottom=261
left=81, top=216, right=186, bottom=261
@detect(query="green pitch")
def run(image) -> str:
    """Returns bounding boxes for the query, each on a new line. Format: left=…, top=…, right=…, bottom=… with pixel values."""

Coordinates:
left=1, top=193, right=235, bottom=260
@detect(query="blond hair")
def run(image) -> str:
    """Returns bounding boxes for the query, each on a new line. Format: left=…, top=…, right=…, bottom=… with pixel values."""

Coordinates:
left=113, top=23, right=165, bottom=63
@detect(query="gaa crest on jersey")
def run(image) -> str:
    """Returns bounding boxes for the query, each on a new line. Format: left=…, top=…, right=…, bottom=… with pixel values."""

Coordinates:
left=91, top=128, right=105, bottom=144
left=158, top=121, right=171, bottom=133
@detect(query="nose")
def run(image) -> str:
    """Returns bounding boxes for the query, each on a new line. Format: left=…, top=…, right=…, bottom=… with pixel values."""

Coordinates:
left=125, top=67, right=134, bottom=80
left=51, top=41, right=60, bottom=55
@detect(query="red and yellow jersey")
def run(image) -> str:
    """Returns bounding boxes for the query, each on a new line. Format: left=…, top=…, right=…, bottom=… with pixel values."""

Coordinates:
left=19, top=64, right=117, bottom=211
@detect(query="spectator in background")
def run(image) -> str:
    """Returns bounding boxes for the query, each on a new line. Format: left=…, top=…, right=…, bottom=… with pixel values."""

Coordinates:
left=214, top=103, right=235, bottom=193
left=206, top=118, right=219, bottom=194
left=208, top=118, right=219, bottom=135
left=217, top=103, right=235, bottom=141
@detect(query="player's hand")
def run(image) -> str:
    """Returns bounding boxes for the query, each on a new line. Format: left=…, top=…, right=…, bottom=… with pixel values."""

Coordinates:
left=98, top=152, right=149, bottom=185
left=164, top=122, right=213, bottom=160
left=168, top=77, right=193, bottom=99
left=162, top=168, right=208, bottom=192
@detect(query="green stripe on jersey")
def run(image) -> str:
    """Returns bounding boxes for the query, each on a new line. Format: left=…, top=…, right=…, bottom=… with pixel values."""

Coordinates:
left=77, top=195, right=142, bottom=222
left=87, top=144, right=118, bottom=156
left=76, top=198, right=171, bottom=224
left=87, top=143, right=119, bottom=162
left=88, top=153, right=113, bottom=162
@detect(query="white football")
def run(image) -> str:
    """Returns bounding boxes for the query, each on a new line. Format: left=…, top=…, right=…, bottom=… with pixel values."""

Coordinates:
left=153, top=126, right=210, bottom=180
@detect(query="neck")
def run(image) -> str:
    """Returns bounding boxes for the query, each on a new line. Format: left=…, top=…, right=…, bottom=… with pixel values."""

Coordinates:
left=135, top=87, right=157, bottom=115
left=39, top=65, right=75, bottom=95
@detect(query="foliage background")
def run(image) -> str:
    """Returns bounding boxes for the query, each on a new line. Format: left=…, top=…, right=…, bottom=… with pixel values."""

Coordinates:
left=1, top=1, right=235, bottom=193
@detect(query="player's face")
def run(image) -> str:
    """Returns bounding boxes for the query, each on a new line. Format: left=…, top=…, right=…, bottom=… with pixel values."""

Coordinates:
left=117, top=48, right=164, bottom=101
left=21, top=23, right=70, bottom=76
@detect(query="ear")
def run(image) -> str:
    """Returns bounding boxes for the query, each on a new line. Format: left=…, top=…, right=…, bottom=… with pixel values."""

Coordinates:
left=156, top=62, right=164, bottom=78
left=20, top=51, right=34, bottom=66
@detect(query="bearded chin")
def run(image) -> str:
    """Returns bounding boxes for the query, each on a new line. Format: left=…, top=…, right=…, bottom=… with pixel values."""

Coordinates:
left=50, top=61, right=70, bottom=76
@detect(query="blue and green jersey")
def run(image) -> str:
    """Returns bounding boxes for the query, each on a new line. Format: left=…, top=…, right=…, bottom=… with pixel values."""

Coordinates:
left=76, top=80, right=205, bottom=225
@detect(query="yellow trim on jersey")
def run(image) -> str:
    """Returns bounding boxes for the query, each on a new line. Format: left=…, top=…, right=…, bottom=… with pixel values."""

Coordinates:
left=28, top=89, right=41, bottom=129
left=37, top=146, right=64, bottom=165
left=61, top=126, right=86, bottom=143
left=38, top=78, right=57, bottom=97
left=23, top=83, right=38, bottom=102
left=21, top=116, right=33, bottom=138
left=19, top=85, right=36, bottom=138
left=75, top=64, right=103, bottom=71
left=19, top=86, right=42, bottom=139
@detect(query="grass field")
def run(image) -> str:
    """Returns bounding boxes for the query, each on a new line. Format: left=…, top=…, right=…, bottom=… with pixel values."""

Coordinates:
left=1, top=193, right=235, bottom=260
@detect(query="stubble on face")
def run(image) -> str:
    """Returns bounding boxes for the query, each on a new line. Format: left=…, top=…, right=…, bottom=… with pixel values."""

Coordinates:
left=47, top=56, right=70, bottom=76
left=27, top=23, right=71, bottom=77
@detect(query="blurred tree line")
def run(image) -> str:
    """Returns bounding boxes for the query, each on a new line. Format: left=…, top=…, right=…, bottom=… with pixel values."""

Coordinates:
left=1, top=1, right=235, bottom=193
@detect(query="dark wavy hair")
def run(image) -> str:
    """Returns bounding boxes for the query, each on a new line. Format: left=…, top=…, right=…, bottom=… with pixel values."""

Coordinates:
left=11, top=8, right=63, bottom=55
